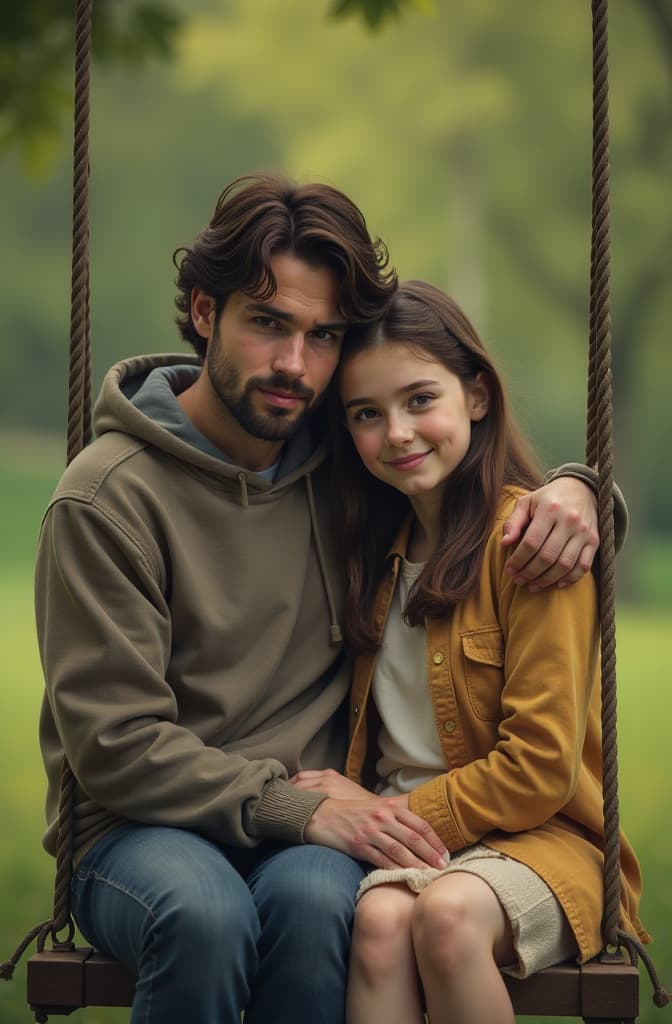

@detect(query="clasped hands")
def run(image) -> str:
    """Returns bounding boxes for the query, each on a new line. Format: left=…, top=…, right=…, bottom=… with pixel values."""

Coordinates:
left=291, top=769, right=449, bottom=871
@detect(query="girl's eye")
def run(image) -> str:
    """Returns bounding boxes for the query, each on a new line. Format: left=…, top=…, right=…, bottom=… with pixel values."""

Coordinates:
left=353, top=407, right=380, bottom=422
left=409, top=393, right=433, bottom=409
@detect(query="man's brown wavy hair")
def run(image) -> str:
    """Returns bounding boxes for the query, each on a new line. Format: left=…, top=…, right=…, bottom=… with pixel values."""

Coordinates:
left=330, top=280, right=543, bottom=653
left=174, top=173, right=397, bottom=358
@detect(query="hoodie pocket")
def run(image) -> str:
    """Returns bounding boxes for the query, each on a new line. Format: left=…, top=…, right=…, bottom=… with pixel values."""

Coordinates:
left=461, top=627, right=504, bottom=721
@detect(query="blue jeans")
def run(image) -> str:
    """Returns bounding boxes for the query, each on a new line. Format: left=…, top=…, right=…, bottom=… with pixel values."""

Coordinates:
left=71, top=824, right=366, bottom=1024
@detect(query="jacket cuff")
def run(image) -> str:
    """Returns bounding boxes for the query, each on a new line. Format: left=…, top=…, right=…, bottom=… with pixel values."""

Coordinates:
left=248, top=778, right=328, bottom=844
left=543, top=463, right=628, bottom=553
left=408, top=778, right=465, bottom=852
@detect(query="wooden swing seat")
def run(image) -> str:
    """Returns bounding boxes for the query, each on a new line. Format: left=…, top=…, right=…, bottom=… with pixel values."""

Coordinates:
left=26, top=947, right=639, bottom=1021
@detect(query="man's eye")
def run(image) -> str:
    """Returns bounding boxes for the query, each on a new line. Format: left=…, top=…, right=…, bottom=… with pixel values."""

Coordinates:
left=312, top=330, right=338, bottom=345
left=253, top=316, right=280, bottom=329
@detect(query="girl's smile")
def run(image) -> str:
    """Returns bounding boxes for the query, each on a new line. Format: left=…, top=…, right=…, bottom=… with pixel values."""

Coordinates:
left=384, top=450, right=433, bottom=470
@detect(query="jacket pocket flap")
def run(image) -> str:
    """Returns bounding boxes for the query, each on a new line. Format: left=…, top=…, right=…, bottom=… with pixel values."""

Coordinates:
left=461, top=628, right=504, bottom=667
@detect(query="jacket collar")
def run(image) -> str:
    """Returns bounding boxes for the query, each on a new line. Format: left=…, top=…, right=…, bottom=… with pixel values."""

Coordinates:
left=385, top=514, right=414, bottom=562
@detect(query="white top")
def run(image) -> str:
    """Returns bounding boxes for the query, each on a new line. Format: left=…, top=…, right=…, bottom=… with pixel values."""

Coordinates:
left=373, top=557, right=447, bottom=796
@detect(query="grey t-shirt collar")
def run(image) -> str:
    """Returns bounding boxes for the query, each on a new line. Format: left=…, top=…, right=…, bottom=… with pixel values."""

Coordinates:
left=131, top=364, right=280, bottom=482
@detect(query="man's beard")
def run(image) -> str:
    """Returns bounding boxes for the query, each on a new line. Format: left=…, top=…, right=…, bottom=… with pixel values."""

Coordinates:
left=207, top=344, right=316, bottom=442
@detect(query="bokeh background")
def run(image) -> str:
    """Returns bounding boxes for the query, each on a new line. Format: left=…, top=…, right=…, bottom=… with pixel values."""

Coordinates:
left=1, top=1, right=670, bottom=1021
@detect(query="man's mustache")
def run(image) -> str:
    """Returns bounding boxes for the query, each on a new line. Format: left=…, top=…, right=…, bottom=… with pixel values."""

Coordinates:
left=248, top=375, right=315, bottom=402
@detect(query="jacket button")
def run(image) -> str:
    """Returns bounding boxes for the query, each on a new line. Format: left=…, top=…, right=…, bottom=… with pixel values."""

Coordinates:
left=443, top=720, right=456, bottom=734
left=433, top=652, right=444, bottom=665
left=353, top=705, right=360, bottom=715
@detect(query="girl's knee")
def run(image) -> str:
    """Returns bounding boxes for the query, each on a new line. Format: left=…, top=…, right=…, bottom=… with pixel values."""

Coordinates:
left=412, top=879, right=492, bottom=974
left=355, top=887, right=415, bottom=943
left=350, top=886, right=415, bottom=981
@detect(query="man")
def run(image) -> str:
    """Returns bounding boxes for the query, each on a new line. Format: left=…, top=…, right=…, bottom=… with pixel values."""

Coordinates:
left=36, top=174, right=617, bottom=1024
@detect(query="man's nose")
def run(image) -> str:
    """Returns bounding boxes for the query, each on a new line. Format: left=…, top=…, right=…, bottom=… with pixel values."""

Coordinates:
left=271, top=334, right=306, bottom=377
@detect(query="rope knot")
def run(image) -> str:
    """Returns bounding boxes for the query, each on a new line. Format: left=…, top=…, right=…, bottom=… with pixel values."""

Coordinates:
left=617, top=929, right=670, bottom=1010
left=0, top=960, right=16, bottom=981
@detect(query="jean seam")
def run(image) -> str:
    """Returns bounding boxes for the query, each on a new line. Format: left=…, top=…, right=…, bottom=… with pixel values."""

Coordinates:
left=140, top=954, right=157, bottom=1024
left=75, top=867, right=159, bottom=1021
left=74, top=868, right=158, bottom=921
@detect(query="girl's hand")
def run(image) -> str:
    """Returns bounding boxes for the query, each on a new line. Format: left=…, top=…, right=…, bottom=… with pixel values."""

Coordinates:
left=303, top=792, right=449, bottom=870
left=290, top=768, right=372, bottom=801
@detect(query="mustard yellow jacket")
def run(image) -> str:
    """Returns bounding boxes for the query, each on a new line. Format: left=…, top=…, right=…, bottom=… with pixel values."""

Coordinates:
left=345, top=489, right=649, bottom=962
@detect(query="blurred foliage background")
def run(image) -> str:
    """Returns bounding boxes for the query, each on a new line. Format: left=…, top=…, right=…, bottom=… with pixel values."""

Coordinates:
left=1, top=0, right=671, bottom=594
left=1, top=1, right=670, bottom=1022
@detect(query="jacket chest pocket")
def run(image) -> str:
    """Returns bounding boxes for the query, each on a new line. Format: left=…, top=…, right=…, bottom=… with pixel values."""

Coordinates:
left=460, top=627, right=504, bottom=721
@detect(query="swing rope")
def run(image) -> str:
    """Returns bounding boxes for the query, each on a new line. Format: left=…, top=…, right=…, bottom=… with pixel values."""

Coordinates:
left=48, top=0, right=93, bottom=951
left=588, top=0, right=619, bottom=949
left=0, top=0, right=91, bottom=981
left=67, top=0, right=93, bottom=464
left=1, top=0, right=669, bottom=1011
left=588, top=0, right=668, bottom=1005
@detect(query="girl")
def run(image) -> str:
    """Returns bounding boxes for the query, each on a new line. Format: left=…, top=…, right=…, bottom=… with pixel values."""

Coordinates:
left=294, top=281, right=648, bottom=1024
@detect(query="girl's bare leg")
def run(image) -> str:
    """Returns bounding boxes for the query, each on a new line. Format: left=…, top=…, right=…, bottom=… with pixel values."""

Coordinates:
left=412, top=872, right=516, bottom=1024
left=346, top=883, right=424, bottom=1024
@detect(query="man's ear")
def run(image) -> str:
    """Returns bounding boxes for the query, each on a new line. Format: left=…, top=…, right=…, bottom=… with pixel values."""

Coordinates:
left=469, top=372, right=490, bottom=422
left=191, top=288, right=216, bottom=341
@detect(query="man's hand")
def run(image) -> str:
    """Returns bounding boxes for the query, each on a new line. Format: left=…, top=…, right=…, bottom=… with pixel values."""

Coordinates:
left=291, top=768, right=373, bottom=801
left=502, top=477, right=599, bottom=590
left=303, top=793, right=449, bottom=870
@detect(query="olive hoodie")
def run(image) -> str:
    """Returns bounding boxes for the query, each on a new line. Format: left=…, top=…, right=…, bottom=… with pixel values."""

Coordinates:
left=36, top=354, right=349, bottom=864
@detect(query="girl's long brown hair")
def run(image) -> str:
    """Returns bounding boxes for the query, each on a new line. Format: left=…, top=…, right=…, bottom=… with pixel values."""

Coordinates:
left=330, top=280, right=543, bottom=653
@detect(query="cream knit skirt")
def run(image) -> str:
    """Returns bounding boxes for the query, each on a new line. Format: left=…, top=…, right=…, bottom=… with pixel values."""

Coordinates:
left=356, top=843, right=577, bottom=978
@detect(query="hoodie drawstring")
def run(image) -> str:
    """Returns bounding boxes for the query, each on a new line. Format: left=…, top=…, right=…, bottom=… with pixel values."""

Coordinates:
left=237, top=472, right=249, bottom=509
left=305, top=473, right=343, bottom=645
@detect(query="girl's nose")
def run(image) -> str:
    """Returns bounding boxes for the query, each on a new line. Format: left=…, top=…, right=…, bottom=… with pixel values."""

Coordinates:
left=386, top=413, right=413, bottom=446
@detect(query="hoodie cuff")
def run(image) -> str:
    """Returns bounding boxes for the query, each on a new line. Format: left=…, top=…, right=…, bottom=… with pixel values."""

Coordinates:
left=248, top=778, right=328, bottom=844
left=543, top=463, right=628, bottom=553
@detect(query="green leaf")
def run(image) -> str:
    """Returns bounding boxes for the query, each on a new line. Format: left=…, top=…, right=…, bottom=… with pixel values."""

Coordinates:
left=329, top=0, right=404, bottom=31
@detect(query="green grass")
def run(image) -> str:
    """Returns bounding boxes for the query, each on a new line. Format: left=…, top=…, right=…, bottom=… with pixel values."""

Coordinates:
left=0, top=443, right=670, bottom=1023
